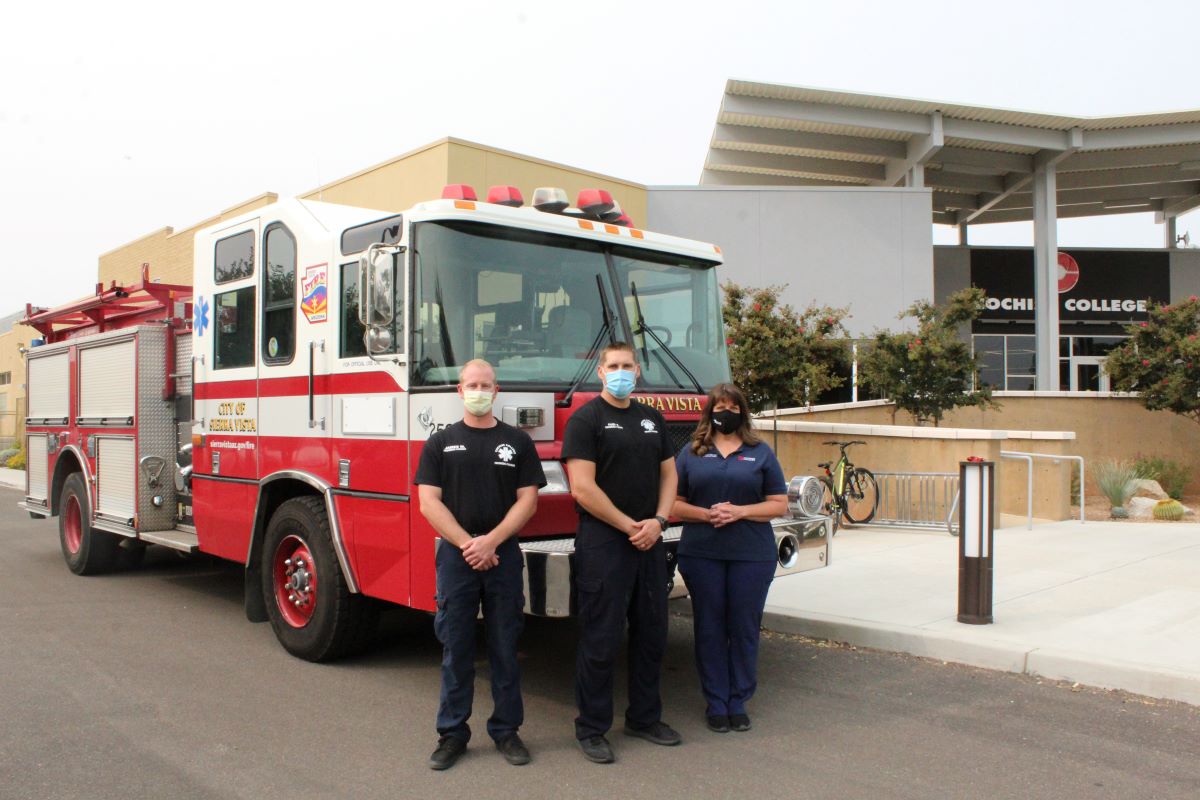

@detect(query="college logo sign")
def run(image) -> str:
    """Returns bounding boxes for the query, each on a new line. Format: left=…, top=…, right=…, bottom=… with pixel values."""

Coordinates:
left=1057, top=252, right=1080, bottom=293
left=970, top=248, right=1168, bottom=324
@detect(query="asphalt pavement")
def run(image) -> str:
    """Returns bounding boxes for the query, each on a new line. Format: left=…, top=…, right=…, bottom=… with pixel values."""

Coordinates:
left=1, top=485, right=1198, bottom=800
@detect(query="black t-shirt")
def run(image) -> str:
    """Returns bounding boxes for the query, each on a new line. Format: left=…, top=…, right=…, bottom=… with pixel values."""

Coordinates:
left=561, top=396, right=675, bottom=525
left=414, top=420, right=546, bottom=535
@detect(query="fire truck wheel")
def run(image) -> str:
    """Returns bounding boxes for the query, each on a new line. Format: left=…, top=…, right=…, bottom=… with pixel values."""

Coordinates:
left=58, top=472, right=120, bottom=575
left=261, top=496, right=377, bottom=662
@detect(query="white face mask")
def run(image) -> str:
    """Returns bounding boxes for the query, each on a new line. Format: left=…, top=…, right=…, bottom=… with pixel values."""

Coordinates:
left=463, top=390, right=494, bottom=417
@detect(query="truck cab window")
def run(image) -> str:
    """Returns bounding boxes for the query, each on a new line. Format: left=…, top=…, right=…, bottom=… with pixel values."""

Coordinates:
left=214, top=287, right=255, bottom=369
left=262, top=224, right=296, bottom=364
left=215, top=230, right=254, bottom=283
left=340, top=259, right=402, bottom=359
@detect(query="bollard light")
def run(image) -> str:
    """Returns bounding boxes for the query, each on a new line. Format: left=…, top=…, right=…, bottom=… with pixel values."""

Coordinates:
left=957, top=458, right=994, bottom=624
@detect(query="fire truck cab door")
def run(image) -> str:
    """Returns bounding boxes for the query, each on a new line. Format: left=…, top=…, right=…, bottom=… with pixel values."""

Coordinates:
left=259, top=223, right=331, bottom=480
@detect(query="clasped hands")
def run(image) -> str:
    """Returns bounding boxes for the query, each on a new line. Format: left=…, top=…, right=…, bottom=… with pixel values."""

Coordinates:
left=627, top=518, right=664, bottom=551
left=707, top=501, right=745, bottom=528
left=461, top=534, right=500, bottom=571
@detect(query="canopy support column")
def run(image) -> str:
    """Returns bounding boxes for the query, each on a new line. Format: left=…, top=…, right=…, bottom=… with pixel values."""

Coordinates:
left=1032, top=158, right=1060, bottom=391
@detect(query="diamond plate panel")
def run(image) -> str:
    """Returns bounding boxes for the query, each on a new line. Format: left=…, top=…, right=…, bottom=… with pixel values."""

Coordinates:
left=135, top=326, right=179, bottom=531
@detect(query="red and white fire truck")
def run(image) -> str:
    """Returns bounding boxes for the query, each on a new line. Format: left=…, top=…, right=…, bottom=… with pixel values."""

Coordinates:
left=21, top=185, right=828, bottom=661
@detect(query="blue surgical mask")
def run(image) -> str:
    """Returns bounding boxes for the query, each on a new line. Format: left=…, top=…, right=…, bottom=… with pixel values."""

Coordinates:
left=604, top=369, right=636, bottom=399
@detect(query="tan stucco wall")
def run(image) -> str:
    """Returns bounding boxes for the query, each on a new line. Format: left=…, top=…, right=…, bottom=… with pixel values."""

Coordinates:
left=759, top=421, right=1005, bottom=528
left=444, top=140, right=648, bottom=228
left=0, top=323, right=36, bottom=446
left=300, top=138, right=648, bottom=226
left=98, top=193, right=279, bottom=288
left=300, top=140, right=452, bottom=212
left=779, top=394, right=1200, bottom=497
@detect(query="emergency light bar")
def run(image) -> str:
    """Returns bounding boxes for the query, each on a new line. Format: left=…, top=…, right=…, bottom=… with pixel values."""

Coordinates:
left=441, top=184, right=478, bottom=201
left=532, top=187, right=569, bottom=214
left=486, top=185, right=524, bottom=207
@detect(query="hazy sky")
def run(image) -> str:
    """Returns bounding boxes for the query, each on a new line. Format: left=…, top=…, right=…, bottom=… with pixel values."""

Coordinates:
left=4, top=0, right=1199, bottom=309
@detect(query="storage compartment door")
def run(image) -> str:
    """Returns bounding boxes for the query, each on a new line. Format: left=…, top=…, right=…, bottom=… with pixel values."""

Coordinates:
left=80, top=339, right=136, bottom=424
left=28, top=353, right=70, bottom=423
left=96, top=437, right=137, bottom=523
left=27, top=434, right=48, bottom=503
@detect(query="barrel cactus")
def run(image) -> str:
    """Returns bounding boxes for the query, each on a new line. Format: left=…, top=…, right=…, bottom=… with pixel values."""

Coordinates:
left=1153, top=499, right=1185, bottom=521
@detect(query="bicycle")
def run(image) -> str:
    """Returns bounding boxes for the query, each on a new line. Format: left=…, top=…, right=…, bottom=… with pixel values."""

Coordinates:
left=817, top=440, right=879, bottom=534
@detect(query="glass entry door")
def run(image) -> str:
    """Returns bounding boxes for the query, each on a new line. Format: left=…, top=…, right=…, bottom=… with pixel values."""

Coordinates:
left=1070, top=356, right=1110, bottom=391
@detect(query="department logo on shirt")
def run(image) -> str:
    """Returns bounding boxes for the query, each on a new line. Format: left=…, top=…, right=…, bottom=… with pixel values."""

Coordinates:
left=737, top=455, right=756, bottom=462
left=604, top=422, right=623, bottom=430
left=640, top=419, right=657, bottom=433
left=494, top=444, right=516, bottom=466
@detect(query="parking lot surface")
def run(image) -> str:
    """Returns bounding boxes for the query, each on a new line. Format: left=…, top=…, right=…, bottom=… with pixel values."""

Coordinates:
left=1, top=486, right=1197, bottom=800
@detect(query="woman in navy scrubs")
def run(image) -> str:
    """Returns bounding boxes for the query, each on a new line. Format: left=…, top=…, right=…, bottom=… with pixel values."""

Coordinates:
left=672, top=383, right=787, bottom=733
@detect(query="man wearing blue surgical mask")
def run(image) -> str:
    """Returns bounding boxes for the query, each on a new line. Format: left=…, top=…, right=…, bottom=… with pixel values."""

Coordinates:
left=562, top=342, right=680, bottom=764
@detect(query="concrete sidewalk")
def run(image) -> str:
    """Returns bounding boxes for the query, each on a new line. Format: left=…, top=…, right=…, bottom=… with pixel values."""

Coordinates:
left=0, top=467, right=23, bottom=490
left=764, top=519, right=1200, bottom=706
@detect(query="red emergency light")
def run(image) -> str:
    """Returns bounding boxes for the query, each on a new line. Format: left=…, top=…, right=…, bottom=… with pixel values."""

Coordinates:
left=441, top=184, right=478, bottom=201
left=577, top=188, right=614, bottom=218
left=486, top=185, right=524, bottom=207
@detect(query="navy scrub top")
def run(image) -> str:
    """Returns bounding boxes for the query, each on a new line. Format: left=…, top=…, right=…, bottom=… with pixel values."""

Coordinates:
left=675, top=440, right=788, bottom=563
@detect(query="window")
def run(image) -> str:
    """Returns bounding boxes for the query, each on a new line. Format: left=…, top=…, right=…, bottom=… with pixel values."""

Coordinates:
left=215, top=230, right=254, bottom=283
left=214, top=287, right=255, bottom=369
left=340, top=261, right=402, bottom=359
left=0, top=371, right=10, bottom=386
left=262, top=224, right=296, bottom=364
left=0, top=393, right=7, bottom=412
left=341, top=214, right=403, bottom=256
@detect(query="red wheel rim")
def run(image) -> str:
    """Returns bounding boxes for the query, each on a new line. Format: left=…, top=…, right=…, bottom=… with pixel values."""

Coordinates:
left=63, top=494, right=83, bottom=555
left=272, top=534, right=317, bottom=628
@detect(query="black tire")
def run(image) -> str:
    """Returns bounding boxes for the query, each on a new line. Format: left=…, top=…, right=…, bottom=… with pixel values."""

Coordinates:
left=843, top=468, right=879, bottom=525
left=58, top=472, right=120, bottom=575
left=261, top=496, right=378, bottom=662
left=818, top=475, right=841, bottom=535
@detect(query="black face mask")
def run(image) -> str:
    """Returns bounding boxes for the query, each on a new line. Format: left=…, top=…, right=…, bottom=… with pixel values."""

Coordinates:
left=711, top=409, right=743, bottom=434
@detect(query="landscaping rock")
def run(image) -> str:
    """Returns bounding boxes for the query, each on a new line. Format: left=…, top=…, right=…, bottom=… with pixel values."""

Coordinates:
left=1128, top=496, right=1195, bottom=519
left=1131, top=479, right=1169, bottom=500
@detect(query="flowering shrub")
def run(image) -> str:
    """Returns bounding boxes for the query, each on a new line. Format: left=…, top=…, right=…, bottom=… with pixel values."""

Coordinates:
left=720, top=282, right=849, bottom=413
left=858, top=287, right=996, bottom=426
left=1106, top=296, right=1200, bottom=425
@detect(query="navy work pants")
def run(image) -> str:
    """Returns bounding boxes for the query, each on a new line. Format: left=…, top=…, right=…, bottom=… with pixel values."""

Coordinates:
left=677, top=555, right=775, bottom=716
left=434, top=536, right=525, bottom=743
left=573, top=520, right=669, bottom=739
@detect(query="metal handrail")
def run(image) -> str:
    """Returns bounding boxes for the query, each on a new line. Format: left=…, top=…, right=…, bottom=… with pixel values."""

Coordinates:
left=999, top=450, right=1085, bottom=530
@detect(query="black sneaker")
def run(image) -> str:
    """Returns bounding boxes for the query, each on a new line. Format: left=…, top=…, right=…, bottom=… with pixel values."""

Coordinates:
left=706, top=714, right=731, bottom=733
left=622, top=720, right=682, bottom=746
left=578, top=734, right=615, bottom=763
left=495, top=733, right=531, bottom=766
left=428, top=736, right=467, bottom=770
left=729, top=713, right=751, bottom=732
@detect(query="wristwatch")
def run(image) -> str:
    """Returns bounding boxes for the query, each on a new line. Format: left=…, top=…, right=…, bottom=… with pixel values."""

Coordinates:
left=655, top=515, right=669, bottom=531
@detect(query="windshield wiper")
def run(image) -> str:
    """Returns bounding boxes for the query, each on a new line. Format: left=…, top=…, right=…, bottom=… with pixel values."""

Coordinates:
left=557, top=274, right=617, bottom=408
left=629, top=281, right=704, bottom=395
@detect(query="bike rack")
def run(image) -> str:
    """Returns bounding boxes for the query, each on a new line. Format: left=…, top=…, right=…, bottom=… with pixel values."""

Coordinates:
left=866, top=471, right=961, bottom=536
left=999, top=451, right=1085, bottom=530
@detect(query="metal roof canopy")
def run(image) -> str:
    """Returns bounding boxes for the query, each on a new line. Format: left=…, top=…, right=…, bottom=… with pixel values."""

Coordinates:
left=703, top=80, right=1200, bottom=391
left=704, top=80, right=1200, bottom=231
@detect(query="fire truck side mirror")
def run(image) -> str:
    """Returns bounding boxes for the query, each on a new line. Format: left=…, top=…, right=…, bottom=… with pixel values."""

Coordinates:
left=359, top=244, right=401, bottom=329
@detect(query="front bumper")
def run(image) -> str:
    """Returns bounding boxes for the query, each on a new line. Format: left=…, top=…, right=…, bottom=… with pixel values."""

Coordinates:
left=519, top=516, right=831, bottom=618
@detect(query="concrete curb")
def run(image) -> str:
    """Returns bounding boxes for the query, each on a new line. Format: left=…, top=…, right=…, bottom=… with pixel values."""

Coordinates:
left=761, top=609, right=1200, bottom=707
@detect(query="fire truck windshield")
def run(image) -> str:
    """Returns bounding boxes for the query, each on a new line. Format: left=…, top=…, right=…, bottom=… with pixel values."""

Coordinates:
left=411, top=220, right=731, bottom=391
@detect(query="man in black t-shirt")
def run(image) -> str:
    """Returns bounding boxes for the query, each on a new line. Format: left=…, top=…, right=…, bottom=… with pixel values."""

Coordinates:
left=415, top=359, right=546, bottom=771
left=562, top=342, right=681, bottom=764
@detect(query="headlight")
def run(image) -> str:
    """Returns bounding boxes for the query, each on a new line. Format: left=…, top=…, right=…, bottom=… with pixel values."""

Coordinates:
left=539, top=460, right=570, bottom=494
left=787, top=475, right=824, bottom=518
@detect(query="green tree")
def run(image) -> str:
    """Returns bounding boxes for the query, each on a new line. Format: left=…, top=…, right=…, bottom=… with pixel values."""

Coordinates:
left=858, top=287, right=996, bottom=426
left=1106, top=295, right=1200, bottom=424
left=721, top=282, right=850, bottom=413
